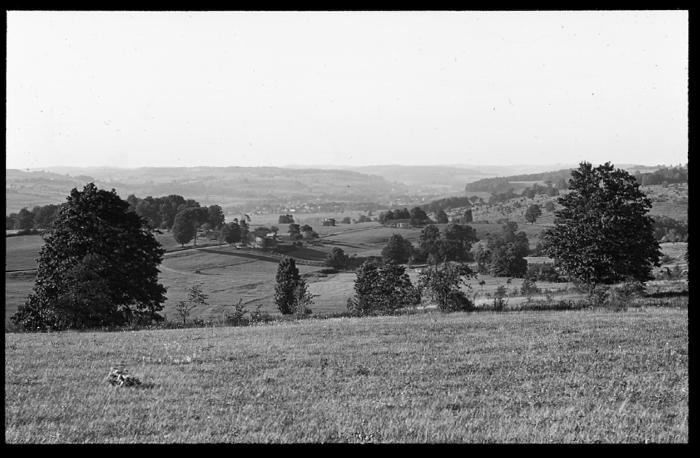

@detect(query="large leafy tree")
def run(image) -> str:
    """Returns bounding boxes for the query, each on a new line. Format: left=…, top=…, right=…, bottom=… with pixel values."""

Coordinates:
left=220, top=221, right=241, bottom=244
left=11, top=183, right=167, bottom=330
left=381, top=233, right=413, bottom=264
left=172, top=207, right=201, bottom=246
left=207, top=205, right=225, bottom=229
left=17, top=208, right=34, bottom=230
left=346, top=261, right=421, bottom=316
left=542, top=162, right=661, bottom=291
left=442, top=223, right=478, bottom=262
left=409, top=206, right=430, bottom=226
left=419, top=225, right=442, bottom=264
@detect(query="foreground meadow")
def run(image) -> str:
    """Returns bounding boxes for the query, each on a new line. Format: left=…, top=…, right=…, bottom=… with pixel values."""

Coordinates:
left=5, top=307, right=687, bottom=443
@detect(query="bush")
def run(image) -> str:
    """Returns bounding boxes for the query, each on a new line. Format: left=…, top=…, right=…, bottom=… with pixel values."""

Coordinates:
left=520, top=277, right=540, bottom=297
left=175, top=283, right=209, bottom=325
left=602, top=280, right=646, bottom=311
left=249, top=304, right=273, bottom=323
left=223, top=298, right=249, bottom=326
left=325, top=247, right=350, bottom=270
left=418, top=262, right=475, bottom=312
left=347, top=261, right=421, bottom=316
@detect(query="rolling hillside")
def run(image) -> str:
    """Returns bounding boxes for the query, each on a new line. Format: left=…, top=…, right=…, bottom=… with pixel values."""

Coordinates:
left=6, top=166, right=414, bottom=214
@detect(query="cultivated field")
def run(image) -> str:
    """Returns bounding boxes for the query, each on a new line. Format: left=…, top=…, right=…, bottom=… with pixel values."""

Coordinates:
left=5, top=307, right=688, bottom=443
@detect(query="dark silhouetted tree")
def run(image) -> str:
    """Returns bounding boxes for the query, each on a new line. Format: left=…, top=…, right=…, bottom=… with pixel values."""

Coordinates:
left=409, top=207, right=429, bottom=225
left=325, top=247, right=349, bottom=270
left=542, top=162, right=661, bottom=292
left=207, top=205, right=225, bottom=229
left=419, top=225, right=442, bottom=264
left=17, top=208, right=34, bottom=230
left=525, top=204, right=542, bottom=224
left=346, top=261, right=420, bottom=316
left=381, top=234, right=413, bottom=264
left=172, top=208, right=199, bottom=247
left=11, top=183, right=166, bottom=330
left=275, top=257, right=307, bottom=314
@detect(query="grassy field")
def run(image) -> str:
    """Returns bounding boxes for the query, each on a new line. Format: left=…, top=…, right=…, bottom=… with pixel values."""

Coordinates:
left=5, top=231, right=688, bottom=324
left=5, top=235, right=44, bottom=271
left=5, top=307, right=688, bottom=443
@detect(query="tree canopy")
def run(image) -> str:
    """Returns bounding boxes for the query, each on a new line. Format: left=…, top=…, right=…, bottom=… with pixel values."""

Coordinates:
left=381, top=234, right=414, bottom=264
left=542, top=162, right=661, bottom=290
left=525, top=204, right=542, bottom=224
left=11, top=183, right=167, bottom=330
left=172, top=207, right=200, bottom=247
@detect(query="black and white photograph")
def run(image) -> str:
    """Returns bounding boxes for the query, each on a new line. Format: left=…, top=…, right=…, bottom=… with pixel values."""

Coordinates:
left=5, top=10, right=688, bottom=443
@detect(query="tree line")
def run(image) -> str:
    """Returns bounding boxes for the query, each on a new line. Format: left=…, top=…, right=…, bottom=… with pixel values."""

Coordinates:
left=466, top=174, right=570, bottom=194
left=632, top=164, right=687, bottom=186
left=378, top=207, right=431, bottom=225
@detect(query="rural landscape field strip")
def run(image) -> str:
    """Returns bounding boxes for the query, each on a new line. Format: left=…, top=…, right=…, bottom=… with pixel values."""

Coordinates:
left=5, top=308, right=688, bottom=443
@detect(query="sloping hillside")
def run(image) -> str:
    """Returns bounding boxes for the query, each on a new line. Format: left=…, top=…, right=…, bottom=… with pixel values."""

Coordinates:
left=6, top=167, right=413, bottom=214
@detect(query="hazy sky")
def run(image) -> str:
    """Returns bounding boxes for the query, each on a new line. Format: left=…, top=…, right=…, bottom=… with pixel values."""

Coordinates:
left=7, top=10, right=688, bottom=169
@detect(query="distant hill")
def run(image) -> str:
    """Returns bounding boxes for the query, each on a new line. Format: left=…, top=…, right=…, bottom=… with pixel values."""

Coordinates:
left=295, top=164, right=580, bottom=192
left=6, top=166, right=414, bottom=214
left=464, top=164, right=673, bottom=194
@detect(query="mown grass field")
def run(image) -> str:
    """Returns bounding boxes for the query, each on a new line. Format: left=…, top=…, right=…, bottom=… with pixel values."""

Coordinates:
left=5, top=307, right=688, bottom=443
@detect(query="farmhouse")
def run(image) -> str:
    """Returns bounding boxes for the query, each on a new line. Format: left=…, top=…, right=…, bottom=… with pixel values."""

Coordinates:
left=246, top=232, right=277, bottom=249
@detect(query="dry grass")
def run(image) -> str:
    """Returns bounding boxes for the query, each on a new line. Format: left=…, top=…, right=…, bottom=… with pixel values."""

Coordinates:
left=5, top=307, right=688, bottom=443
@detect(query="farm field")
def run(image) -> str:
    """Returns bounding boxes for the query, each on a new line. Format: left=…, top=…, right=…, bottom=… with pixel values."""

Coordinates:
left=5, top=229, right=688, bottom=324
left=5, top=235, right=45, bottom=271
left=5, top=307, right=688, bottom=443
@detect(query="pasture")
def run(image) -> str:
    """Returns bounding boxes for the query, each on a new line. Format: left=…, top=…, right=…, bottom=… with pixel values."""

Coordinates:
left=5, top=307, right=688, bottom=443
left=4, top=226, right=688, bottom=324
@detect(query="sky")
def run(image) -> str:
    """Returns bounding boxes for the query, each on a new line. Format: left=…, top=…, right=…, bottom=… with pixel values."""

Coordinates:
left=6, top=10, right=688, bottom=169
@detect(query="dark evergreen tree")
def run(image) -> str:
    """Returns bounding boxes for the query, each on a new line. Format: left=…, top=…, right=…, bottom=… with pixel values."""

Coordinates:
left=274, top=257, right=306, bottom=314
left=436, top=210, right=449, bottom=224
